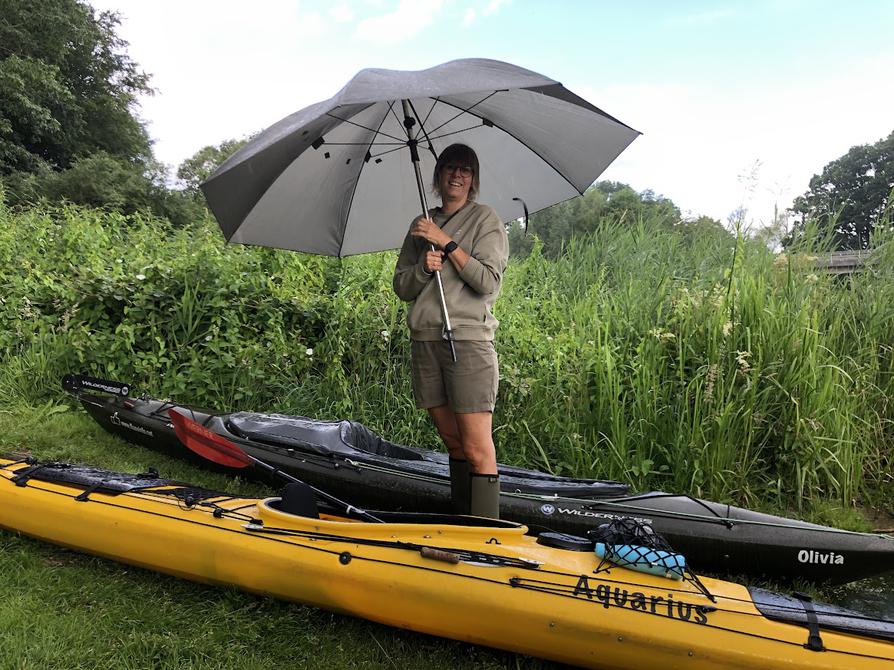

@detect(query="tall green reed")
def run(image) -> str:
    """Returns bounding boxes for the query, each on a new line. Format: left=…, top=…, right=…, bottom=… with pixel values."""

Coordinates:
left=2, top=196, right=891, bottom=509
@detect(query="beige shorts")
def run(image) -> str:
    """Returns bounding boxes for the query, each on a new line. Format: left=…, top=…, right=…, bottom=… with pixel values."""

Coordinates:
left=411, top=340, right=499, bottom=413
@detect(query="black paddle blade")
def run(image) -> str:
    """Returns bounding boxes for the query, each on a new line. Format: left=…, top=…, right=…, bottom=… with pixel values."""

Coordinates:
left=168, top=410, right=252, bottom=469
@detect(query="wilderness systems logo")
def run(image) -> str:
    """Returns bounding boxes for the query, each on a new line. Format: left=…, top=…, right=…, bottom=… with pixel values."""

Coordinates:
left=109, top=413, right=153, bottom=437
left=538, top=504, right=652, bottom=526
left=82, top=379, right=129, bottom=396
left=798, top=549, right=844, bottom=565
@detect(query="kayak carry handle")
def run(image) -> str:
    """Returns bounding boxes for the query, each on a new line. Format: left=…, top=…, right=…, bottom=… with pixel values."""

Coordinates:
left=420, top=546, right=461, bottom=564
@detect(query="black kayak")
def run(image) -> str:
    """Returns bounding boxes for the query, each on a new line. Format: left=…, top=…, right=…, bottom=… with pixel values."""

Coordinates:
left=67, top=375, right=894, bottom=584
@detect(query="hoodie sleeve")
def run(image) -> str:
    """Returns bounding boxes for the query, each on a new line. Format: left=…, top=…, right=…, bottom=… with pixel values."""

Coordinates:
left=392, top=224, right=431, bottom=301
left=457, top=207, right=509, bottom=295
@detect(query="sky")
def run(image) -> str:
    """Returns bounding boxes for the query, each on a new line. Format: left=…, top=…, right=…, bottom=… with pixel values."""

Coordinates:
left=90, top=0, right=894, bottom=230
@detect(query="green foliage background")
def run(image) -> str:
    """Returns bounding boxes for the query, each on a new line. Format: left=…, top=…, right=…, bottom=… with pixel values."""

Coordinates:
left=792, top=130, right=894, bottom=250
left=3, top=192, right=892, bottom=510
left=0, top=0, right=205, bottom=226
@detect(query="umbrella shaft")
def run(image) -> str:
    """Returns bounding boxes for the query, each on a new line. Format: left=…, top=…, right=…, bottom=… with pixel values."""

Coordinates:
left=403, top=100, right=457, bottom=362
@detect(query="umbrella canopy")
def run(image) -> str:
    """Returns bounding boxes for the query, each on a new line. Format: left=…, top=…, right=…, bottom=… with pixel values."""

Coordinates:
left=201, top=58, right=640, bottom=257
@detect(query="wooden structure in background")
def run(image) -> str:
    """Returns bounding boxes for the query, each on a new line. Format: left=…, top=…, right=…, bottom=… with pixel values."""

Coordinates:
left=815, top=250, right=870, bottom=275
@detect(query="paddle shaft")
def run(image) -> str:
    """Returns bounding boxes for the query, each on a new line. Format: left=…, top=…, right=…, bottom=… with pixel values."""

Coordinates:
left=167, top=410, right=383, bottom=523
left=402, top=99, right=457, bottom=362
left=241, top=450, right=382, bottom=523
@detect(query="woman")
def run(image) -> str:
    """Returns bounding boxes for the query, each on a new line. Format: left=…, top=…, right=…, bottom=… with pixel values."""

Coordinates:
left=392, top=144, right=508, bottom=519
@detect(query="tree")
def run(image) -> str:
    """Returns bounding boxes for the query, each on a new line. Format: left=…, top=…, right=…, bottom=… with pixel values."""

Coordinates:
left=0, top=0, right=153, bottom=174
left=0, top=1, right=210, bottom=224
left=509, top=182, right=684, bottom=257
left=791, top=131, right=894, bottom=249
left=177, top=137, right=253, bottom=194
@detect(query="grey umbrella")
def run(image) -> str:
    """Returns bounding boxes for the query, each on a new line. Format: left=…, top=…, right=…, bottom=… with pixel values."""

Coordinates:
left=201, top=58, right=640, bottom=355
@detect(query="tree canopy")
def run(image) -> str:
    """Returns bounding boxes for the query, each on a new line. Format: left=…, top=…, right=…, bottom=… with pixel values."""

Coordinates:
left=0, top=0, right=152, bottom=174
left=0, top=1, right=210, bottom=225
left=791, top=130, right=894, bottom=249
left=506, top=181, right=710, bottom=257
left=177, top=138, right=252, bottom=194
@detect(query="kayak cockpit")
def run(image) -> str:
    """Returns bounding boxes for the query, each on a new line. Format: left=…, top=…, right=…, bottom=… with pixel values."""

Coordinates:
left=259, top=494, right=529, bottom=541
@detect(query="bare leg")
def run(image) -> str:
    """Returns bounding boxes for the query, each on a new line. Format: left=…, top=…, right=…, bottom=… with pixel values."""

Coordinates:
left=454, top=412, right=497, bottom=474
left=427, top=405, right=464, bottom=459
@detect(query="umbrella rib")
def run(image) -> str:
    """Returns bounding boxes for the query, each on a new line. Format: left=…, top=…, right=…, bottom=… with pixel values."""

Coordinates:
left=325, top=112, right=405, bottom=143
left=431, top=93, right=587, bottom=197
left=337, top=104, right=397, bottom=257
left=408, top=99, right=438, bottom=159
left=427, top=125, right=489, bottom=142
left=419, top=98, right=438, bottom=130
left=322, top=142, right=405, bottom=146
left=423, top=91, right=499, bottom=137
left=368, top=145, right=408, bottom=159
left=386, top=100, right=405, bottom=134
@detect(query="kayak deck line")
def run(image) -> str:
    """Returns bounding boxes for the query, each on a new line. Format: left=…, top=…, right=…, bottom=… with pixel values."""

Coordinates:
left=5, top=461, right=874, bottom=636
left=0, top=458, right=887, bottom=618
left=72, top=387, right=894, bottom=583
left=0, top=463, right=833, bottom=606
left=1, top=456, right=893, bottom=668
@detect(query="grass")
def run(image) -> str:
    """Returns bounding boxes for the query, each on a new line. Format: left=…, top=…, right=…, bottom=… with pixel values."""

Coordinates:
left=2, top=197, right=893, bottom=665
left=0, top=403, right=889, bottom=669
left=0, top=406, right=569, bottom=670
left=0, top=533, right=557, bottom=670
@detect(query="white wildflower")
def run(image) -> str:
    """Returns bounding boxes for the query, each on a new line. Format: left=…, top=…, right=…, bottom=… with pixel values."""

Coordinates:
left=381, top=330, right=390, bottom=339
left=705, top=364, right=719, bottom=403
left=806, top=273, right=818, bottom=283
left=306, top=348, right=314, bottom=357
left=205, top=335, right=213, bottom=342
left=136, top=273, right=146, bottom=280
left=722, top=321, right=733, bottom=337
left=649, top=328, right=675, bottom=342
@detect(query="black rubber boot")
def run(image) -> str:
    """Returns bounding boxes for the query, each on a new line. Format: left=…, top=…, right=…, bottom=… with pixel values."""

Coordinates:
left=448, top=458, right=471, bottom=515
left=469, top=473, right=500, bottom=519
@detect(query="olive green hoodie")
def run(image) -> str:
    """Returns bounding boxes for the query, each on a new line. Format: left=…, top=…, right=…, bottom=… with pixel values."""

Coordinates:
left=393, top=201, right=508, bottom=341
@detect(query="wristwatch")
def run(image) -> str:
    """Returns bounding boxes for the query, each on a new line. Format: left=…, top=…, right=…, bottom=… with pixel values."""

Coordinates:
left=443, top=240, right=459, bottom=255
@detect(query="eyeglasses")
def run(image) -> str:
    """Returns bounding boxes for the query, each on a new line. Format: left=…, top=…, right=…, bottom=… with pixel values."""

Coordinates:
left=443, top=164, right=473, bottom=178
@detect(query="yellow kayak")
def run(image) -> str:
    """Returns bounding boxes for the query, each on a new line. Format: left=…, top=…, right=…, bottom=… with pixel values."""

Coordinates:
left=1, top=455, right=892, bottom=670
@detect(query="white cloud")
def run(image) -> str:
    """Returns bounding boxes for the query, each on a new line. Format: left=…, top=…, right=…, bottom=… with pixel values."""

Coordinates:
left=354, top=0, right=445, bottom=45
left=462, top=0, right=510, bottom=27
left=295, top=10, right=326, bottom=37
left=483, top=0, right=510, bottom=17
left=578, top=53, right=894, bottom=228
left=665, top=8, right=737, bottom=28
left=85, top=0, right=894, bottom=226
left=329, top=4, right=354, bottom=23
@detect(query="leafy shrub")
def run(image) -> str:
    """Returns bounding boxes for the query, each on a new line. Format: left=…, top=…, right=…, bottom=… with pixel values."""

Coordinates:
left=2, top=195, right=892, bottom=508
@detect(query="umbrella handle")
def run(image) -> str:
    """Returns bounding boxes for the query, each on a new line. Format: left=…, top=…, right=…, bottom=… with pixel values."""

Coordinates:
left=402, top=100, right=457, bottom=363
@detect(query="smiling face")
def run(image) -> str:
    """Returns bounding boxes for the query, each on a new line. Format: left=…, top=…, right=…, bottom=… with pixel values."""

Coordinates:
left=438, top=162, right=473, bottom=205
left=432, top=144, right=480, bottom=206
